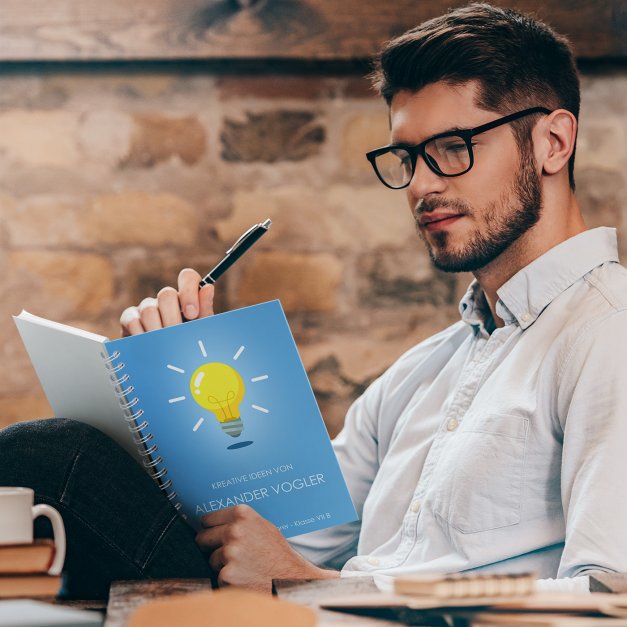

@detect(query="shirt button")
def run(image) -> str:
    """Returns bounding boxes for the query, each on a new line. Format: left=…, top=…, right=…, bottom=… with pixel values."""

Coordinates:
left=367, top=557, right=380, bottom=566
left=521, top=312, right=531, bottom=322
left=447, top=418, right=459, bottom=431
left=410, top=499, right=421, bottom=513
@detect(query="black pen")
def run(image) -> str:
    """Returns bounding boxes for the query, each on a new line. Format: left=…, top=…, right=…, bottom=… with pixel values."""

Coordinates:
left=199, top=219, right=272, bottom=286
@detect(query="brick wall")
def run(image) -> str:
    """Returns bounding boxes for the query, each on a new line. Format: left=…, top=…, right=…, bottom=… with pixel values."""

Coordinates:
left=1, top=66, right=625, bottom=436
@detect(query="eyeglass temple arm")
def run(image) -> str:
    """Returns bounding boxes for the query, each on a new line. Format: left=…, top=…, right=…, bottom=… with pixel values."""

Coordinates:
left=467, top=107, right=552, bottom=138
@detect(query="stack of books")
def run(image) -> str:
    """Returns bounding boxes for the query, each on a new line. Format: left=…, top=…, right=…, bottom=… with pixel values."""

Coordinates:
left=0, top=540, right=61, bottom=598
left=317, top=573, right=627, bottom=626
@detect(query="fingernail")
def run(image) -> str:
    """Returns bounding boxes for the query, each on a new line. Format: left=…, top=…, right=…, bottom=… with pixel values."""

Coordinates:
left=185, top=304, right=197, bottom=319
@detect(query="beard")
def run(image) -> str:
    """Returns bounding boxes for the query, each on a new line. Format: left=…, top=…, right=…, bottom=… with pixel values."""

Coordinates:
left=415, top=152, right=543, bottom=273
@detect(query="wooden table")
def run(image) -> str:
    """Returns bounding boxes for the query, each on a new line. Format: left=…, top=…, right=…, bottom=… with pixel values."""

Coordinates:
left=101, top=577, right=413, bottom=626
left=274, top=577, right=450, bottom=626
left=54, top=572, right=627, bottom=626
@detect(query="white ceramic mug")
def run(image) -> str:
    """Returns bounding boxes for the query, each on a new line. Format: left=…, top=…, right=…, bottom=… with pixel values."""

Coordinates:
left=0, top=487, right=66, bottom=576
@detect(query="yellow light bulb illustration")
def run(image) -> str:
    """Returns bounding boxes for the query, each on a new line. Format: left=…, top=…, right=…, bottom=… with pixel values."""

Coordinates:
left=190, top=362, right=246, bottom=438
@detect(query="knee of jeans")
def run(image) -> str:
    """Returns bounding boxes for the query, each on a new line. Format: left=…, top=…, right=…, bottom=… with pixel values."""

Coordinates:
left=0, top=418, right=112, bottom=456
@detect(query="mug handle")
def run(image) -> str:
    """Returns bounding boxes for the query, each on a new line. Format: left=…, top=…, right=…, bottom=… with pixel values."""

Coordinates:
left=32, top=504, right=66, bottom=576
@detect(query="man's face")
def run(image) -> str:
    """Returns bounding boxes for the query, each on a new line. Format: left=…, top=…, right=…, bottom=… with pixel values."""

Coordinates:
left=389, top=81, right=542, bottom=273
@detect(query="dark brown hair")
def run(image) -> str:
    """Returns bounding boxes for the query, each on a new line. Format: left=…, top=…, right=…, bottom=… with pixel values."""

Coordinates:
left=370, top=3, right=580, bottom=190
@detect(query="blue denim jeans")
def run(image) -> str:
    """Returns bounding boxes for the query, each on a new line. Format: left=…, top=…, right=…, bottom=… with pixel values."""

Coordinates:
left=0, top=418, right=215, bottom=599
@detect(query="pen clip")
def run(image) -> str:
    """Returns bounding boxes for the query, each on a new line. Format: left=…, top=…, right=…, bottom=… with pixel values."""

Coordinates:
left=226, top=224, right=258, bottom=255
left=225, top=219, right=272, bottom=254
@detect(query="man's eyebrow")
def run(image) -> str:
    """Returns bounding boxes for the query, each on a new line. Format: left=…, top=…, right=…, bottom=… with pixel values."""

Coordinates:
left=431, top=124, right=475, bottom=136
left=391, top=125, right=470, bottom=145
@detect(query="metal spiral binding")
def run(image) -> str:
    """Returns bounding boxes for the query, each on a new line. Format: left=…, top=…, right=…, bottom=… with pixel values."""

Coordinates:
left=133, top=432, right=153, bottom=446
left=101, top=350, right=181, bottom=510
left=102, top=350, right=121, bottom=364
left=115, top=384, right=134, bottom=398
left=120, top=397, right=139, bottom=410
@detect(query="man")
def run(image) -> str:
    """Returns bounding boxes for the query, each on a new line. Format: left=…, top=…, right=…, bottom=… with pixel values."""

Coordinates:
left=2, top=3, right=626, bottom=597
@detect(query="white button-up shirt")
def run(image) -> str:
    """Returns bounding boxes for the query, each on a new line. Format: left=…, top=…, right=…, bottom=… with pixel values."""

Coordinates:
left=291, top=227, right=627, bottom=583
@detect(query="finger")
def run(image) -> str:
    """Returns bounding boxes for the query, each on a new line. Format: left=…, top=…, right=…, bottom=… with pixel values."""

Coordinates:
left=195, top=527, right=226, bottom=552
left=157, top=286, right=183, bottom=327
left=200, top=508, right=235, bottom=529
left=208, top=547, right=225, bottom=572
left=178, top=268, right=202, bottom=321
left=138, top=297, right=163, bottom=332
left=198, top=283, right=215, bottom=318
left=120, top=306, right=144, bottom=337
left=217, top=568, right=231, bottom=588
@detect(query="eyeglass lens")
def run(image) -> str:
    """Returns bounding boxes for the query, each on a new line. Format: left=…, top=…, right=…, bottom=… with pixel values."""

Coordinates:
left=374, top=149, right=414, bottom=188
left=374, top=136, right=472, bottom=188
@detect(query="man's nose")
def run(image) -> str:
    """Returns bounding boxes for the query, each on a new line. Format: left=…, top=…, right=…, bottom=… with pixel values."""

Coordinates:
left=406, top=155, right=447, bottom=202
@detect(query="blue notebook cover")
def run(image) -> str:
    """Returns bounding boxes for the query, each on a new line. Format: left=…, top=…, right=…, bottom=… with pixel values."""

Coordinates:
left=105, top=300, right=357, bottom=537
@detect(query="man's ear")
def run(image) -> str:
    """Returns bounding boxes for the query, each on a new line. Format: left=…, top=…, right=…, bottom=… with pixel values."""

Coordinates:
left=536, top=109, right=577, bottom=177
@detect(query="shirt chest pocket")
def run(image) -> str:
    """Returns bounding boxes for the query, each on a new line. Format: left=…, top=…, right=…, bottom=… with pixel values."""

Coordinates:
left=430, top=414, right=529, bottom=534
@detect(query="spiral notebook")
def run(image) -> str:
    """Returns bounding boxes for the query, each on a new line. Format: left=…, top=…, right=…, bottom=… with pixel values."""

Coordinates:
left=14, top=301, right=357, bottom=536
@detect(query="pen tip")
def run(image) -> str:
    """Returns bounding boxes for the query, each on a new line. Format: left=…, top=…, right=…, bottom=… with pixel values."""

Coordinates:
left=261, top=218, right=272, bottom=228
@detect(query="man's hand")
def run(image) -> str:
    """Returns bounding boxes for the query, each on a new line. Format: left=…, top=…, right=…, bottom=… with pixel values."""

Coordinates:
left=120, top=268, right=214, bottom=336
left=196, top=504, right=339, bottom=592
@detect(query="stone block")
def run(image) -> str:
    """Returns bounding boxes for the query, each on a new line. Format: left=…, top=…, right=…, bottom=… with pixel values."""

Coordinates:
left=577, top=168, right=625, bottom=221
left=576, top=116, right=627, bottom=172
left=0, top=111, right=80, bottom=168
left=576, top=167, right=626, bottom=256
left=125, top=113, right=207, bottom=167
left=308, top=322, right=453, bottom=436
left=581, top=75, right=627, bottom=118
left=7, top=251, right=114, bottom=318
left=237, top=252, right=342, bottom=313
left=0, top=75, right=45, bottom=109
left=110, top=74, right=177, bottom=98
left=341, top=110, right=391, bottom=171
left=7, top=192, right=199, bottom=248
left=0, top=194, right=16, bottom=244
left=343, top=77, right=378, bottom=99
left=308, top=355, right=355, bottom=397
left=0, top=396, right=53, bottom=429
left=317, top=396, right=354, bottom=439
left=358, top=250, right=458, bottom=307
left=221, top=111, right=324, bottom=163
left=6, top=196, right=84, bottom=248
left=300, top=334, right=413, bottom=387
left=46, top=72, right=177, bottom=102
left=122, top=252, right=231, bottom=315
left=216, top=184, right=413, bottom=252
left=78, top=111, right=134, bottom=167
left=88, top=192, right=199, bottom=247
left=0, top=324, right=32, bottom=396
left=217, top=76, right=336, bottom=100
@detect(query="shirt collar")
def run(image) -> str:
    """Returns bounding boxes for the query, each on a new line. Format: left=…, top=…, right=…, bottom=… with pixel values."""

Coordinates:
left=459, top=227, right=619, bottom=332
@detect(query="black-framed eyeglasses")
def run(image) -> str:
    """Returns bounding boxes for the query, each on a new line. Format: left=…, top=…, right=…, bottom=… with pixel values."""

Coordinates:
left=365, top=107, right=551, bottom=190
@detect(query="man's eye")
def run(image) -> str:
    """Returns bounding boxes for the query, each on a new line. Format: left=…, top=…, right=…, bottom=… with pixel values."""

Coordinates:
left=443, top=143, right=467, bottom=152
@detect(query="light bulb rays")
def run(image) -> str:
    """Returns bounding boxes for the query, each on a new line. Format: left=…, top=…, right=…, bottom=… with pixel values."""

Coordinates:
left=165, top=340, right=270, bottom=449
left=250, top=374, right=269, bottom=413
